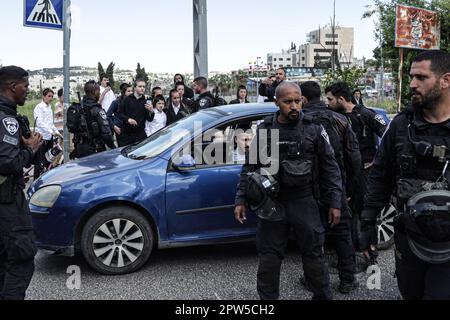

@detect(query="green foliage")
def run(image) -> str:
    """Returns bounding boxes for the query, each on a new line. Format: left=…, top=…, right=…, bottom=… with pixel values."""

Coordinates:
left=97, top=62, right=105, bottom=81
left=209, top=70, right=250, bottom=96
left=321, top=66, right=367, bottom=92
left=364, top=0, right=450, bottom=105
left=365, top=98, right=398, bottom=114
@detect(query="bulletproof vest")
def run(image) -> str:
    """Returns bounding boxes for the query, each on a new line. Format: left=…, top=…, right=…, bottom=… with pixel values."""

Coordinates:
left=261, top=114, right=318, bottom=197
left=395, top=110, right=450, bottom=243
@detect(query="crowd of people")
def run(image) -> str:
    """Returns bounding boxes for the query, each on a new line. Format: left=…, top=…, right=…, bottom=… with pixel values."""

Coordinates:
left=1, top=49, right=449, bottom=301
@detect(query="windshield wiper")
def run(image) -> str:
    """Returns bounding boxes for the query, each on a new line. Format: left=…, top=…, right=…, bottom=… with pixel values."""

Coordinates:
left=128, top=154, right=147, bottom=161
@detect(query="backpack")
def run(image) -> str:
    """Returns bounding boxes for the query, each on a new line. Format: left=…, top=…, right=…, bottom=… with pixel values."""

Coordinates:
left=66, top=102, right=83, bottom=134
left=213, top=95, right=228, bottom=107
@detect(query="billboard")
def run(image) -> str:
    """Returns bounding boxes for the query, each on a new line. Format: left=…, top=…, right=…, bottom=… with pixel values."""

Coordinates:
left=395, top=4, right=440, bottom=50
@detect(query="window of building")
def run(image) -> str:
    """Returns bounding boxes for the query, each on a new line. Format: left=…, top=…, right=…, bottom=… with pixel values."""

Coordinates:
left=279, top=58, right=284, bottom=61
left=325, top=34, right=339, bottom=38
left=302, top=64, right=305, bottom=67
left=286, top=58, right=291, bottom=61
left=314, top=48, right=333, bottom=53
left=325, top=41, right=338, bottom=46
left=302, top=50, right=305, bottom=53
left=273, top=58, right=277, bottom=61
left=302, top=57, right=305, bottom=61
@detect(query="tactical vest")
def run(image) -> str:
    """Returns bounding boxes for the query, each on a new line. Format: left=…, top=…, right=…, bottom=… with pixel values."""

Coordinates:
left=260, top=114, right=319, bottom=199
left=395, top=109, right=450, bottom=243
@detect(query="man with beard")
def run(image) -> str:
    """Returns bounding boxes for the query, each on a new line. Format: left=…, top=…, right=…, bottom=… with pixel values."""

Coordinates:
left=259, top=68, right=287, bottom=102
left=234, top=82, right=342, bottom=300
left=325, top=82, right=387, bottom=257
left=360, top=50, right=450, bottom=299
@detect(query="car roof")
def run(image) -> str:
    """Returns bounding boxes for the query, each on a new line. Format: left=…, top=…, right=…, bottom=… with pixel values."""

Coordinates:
left=207, top=103, right=278, bottom=117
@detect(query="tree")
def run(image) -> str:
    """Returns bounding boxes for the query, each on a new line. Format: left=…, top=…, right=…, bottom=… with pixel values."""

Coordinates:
left=135, top=63, right=149, bottom=83
left=363, top=0, right=450, bottom=105
left=97, top=62, right=105, bottom=81
left=105, top=62, right=115, bottom=88
left=321, top=66, right=367, bottom=92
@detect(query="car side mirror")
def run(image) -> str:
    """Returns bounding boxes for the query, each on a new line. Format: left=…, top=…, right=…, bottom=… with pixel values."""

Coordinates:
left=172, top=155, right=196, bottom=171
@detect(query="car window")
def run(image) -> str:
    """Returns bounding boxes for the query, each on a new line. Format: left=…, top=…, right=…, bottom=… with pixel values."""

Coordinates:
left=123, top=111, right=220, bottom=160
left=171, top=115, right=269, bottom=168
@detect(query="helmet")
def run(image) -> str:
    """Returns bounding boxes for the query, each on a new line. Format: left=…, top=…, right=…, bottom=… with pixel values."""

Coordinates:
left=246, top=168, right=285, bottom=222
left=405, top=189, right=450, bottom=264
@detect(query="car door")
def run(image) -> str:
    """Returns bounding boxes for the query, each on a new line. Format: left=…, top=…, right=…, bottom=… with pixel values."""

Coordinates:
left=164, top=115, right=267, bottom=242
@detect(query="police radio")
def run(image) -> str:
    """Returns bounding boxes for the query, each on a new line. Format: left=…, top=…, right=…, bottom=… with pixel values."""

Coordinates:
left=16, top=115, right=31, bottom=139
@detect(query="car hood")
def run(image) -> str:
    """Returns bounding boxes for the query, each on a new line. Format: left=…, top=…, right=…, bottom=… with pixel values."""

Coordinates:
left=33, top=148, right=140, bottom=188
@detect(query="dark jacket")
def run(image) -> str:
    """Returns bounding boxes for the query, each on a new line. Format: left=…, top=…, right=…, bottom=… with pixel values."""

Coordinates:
left=118, top=94, right=154, bottom=145
left=343, top=105, right=387, bottom=164
left=235, top=111, right=342, bottom=209
left=106, top=97, right=124, bottom=128
left=258, top=81, right=283, bottom=102
left=82, top=96, right=116, bottom=150
left=303, top=99, right=361, bottom=201
left=0, top=95, right=34, bottom=189
left=165, top=103, right=190, bottom=126
left=229, top=99, right=249, bottom=105
left=192, top=91, right=215, bottom=113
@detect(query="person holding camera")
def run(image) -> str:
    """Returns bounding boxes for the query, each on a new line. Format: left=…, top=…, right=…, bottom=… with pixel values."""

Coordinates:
left=258, top=68, right=286, bottom=102
left=33, top=88, right=63, bottom=180
left=99, top=74, right=116, bottom=113
left=0, top=66, right=43, bottom=300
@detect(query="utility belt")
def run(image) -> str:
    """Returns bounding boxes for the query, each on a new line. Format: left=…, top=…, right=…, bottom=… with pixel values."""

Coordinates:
left=0, top=175, right=19, bottom=204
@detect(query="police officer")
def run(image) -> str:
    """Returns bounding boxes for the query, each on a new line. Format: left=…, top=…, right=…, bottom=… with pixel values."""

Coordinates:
left=258, top=68, right=286, bottom=103
left=301, top=81, right=361, bottom=293
left=325, top=82, right=387, bottom=254
left=73, top=80, right=116, bottom=159
left=360, top=50, right=450, bottom=300
left=0, top=66, right=43, bottom=300
left=192, top=77, right=215, bottom=112
left=235, top=82, right=342, bottom=300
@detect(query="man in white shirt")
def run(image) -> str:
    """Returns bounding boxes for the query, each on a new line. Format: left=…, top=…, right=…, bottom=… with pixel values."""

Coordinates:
left=33, top=88, right=63, bottom=179
left=233, top=131, right=253, bottom=163
left=99, top=74, right=116, bottom=113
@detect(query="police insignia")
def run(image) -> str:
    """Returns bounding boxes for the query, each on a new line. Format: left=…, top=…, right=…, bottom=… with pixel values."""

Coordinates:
left=199, top=99, right=207, bottom=108
left=375, top=114, right=387, bottom=126
left=100, top=111, right=107, bottom=120
left=2, top=117, right=19, bottom=135
left=321, top=128, right=330, bottom=145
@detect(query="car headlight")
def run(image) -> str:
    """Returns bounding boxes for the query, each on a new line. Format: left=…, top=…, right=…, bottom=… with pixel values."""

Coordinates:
left=30, top=185, right=62, bottom=208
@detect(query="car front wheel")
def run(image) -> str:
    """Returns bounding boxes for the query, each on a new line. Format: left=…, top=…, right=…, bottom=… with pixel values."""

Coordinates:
left=81, top=206, right=154, bottom=275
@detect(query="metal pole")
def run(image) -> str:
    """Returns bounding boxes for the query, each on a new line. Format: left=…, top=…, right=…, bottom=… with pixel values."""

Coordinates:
left=193, top=0, right=208, bottom=78
left=397, top=48, right=404, bottom=113
left=63, top=0, right=71, bottom=162
left=379, top=10, right=385, bottom=102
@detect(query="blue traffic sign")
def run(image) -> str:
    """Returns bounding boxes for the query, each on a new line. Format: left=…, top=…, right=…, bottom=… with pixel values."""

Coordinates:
left=24, top=0, right=64, bottom=30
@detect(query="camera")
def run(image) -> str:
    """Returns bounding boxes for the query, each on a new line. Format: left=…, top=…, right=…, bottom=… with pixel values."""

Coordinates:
left=106, top=82, right=111, bottom=87
left=16, top=115, right=31, bottom=139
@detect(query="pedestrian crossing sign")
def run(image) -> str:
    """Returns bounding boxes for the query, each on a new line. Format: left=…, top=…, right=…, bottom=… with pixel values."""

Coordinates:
left=24, top=0, right=64, bottom=30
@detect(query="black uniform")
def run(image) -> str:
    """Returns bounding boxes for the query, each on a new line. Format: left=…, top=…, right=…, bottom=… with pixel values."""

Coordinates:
left=165, top=103, right=190, bottom=126
left=362, top=106, right=450, bottom=299
left=303, top=99, right=361, bottom=287
left=258, top=81, right=282, bottom=103
left=343, top=105, right=387, bottom=239
left=118, top=94, right=154, bottom=146
left=73, top=96, right=116, bottom=159
left=0, top=95, right=37, bottom=300
left=192, top=91, right=215, bottom=113
left=236, top=112, right=342, bottom=300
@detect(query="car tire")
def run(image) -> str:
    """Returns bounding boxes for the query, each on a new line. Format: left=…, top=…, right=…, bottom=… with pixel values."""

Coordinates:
left=81, top=206, right=154, bottom=275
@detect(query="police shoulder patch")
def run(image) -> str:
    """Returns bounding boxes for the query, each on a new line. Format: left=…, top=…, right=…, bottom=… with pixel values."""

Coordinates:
left=2, top=117, right=19, bottom=136
left=375, top=114, right=387, bottom=126
left=99, top=110, right=107, bottom=120
left=199, top=99, right=207, bottom=108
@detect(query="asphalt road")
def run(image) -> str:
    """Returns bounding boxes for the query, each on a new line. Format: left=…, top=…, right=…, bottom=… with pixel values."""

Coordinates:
left=26, top=242, right=401, bottom=300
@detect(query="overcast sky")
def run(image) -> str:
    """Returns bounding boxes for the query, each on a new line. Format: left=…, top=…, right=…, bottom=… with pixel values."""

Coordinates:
left=1, top=0, right=378, bottom=73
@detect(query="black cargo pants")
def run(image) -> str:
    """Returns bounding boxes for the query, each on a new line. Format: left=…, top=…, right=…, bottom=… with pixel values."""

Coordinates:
left=256, top=196, right=332, bottom=300
left=0, top=191, right=37, bottom=300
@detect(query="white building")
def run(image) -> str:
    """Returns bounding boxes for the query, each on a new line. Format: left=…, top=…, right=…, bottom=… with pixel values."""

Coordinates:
left=299, top=26, right=354, bottom=68
left=267, top=43, right=299, bottom=70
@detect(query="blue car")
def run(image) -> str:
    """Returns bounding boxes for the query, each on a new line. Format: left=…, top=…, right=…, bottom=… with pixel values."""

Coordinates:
left=29, top=103, right=391, bottom=275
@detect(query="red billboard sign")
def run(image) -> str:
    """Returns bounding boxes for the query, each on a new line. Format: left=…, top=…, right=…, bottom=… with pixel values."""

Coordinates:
left=395, top=4, right=440, bottom=50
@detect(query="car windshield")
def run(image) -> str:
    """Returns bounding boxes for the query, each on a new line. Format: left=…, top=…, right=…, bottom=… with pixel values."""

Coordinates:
left=122, top=109, right=223, bottom=160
